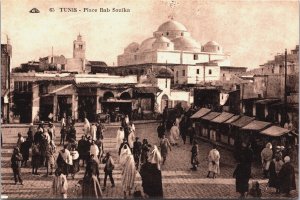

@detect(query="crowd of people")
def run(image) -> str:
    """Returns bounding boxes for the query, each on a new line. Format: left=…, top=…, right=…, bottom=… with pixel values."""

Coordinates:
left=9, top=109, right=297, bottom=199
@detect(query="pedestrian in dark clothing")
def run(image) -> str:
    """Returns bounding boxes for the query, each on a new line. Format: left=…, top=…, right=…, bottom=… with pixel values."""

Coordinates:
left=140, top=160, right=163, bottom=197
left=233, top=162, right=251, bottom=198
left=85, top=154, right=100, bottom=178
left=34, top=130, right=43, bottom=145
left=102, top=152, right=115, bottom=190
left=69, top=125, right=76, bottom=142
left=119, top=138, right=130, bottom=155
left=190, top=141, right=199, bottom=171
left=82, top=169, right=102, bottom=198
left=278, top=156, right=296, bottom=196
left=60, top=126, right=66, bottom=146
left=39, top=136, right=48, bottom=167
left=157, top=123, right=165, bottom=140
left=31, top=142, right=41, bottom=175
left=78, top=135, right=89, bottom=167
left=96, top=122, right=105, bottom=140
left=179, top=117, right=187, bottom=144
left=133, top=137, right=142, bottom=169
left=27, top=124, right=34, bottom=145
left=141, top=139, right=151, bottom=164
left=11, top=147, right=23, bottom=185
left=188, top=126, right=195, bottom=145
left=20, top=138, right=31, bottom=167
left=268, top=153, right=284, bottom=193
left=124, top=125, right=130, bottom=141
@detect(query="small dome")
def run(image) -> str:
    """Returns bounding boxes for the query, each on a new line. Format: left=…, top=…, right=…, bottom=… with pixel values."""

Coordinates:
left=153, top=36, right=174, bottom=51
left=153, top=36, right=171, bottom=43
left=172, top=36, right=201, bottom=52
left=139, top=37, right=156, bottom=52
left=124, top=42, right=139, bottom=54
left=203, top=41, right=222, bottom=53
left=157, top=20, right=187, bottom=32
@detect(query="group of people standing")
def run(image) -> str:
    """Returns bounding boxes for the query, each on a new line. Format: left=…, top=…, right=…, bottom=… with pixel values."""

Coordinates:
left=233, top=141, right=296, bottom=198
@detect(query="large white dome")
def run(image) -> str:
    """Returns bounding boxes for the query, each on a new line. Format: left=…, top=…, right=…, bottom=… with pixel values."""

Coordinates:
left=157, top=20, right=188, bottom=32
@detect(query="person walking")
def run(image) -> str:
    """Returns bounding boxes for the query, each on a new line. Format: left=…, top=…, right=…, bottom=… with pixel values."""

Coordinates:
left=157, top=122, right=165, bottom=143
left=102, top=152, right=115, bottom=190
left=83, top=118, right=90, bottom=137
left=188, top=125, right=195, bottom=145
left=95, top=138, right=104, bottom=160
left=31, top=141, right=41, bottom=175
left=45, top=141, right=56, bottom=176
left=116, top=127, right=125, bottom=150
left=128, top=129, right=135, bottom=152
left=16, top=133, right=25, bottom=149
left=82, top=169, right=102, bottom=198
left=57, top=144, right=72, bottom=177
left=169, top=123, right=180, bottom=146
left=119, top=138, right=130, bottom=155
left=96, top=122, right=105, bottom=140
left=11, top=147, right=23, bottom=185
left=52, top=168, right=68, bottom=199
left=268, top=153, right=284, bottom=193
left=48, top=122, right=56, bottom=142
left=179, top=117, right=187, bottom=144
left=27, top=124, right=34, bottom=145
left=20, top=138, right=31, bottom=167
left=78, top=135, right=88, bottom=167
left=60, top=126, right=66, bottom=146
left=207, top=144, right=220, bottom=178
left=90, top=140, right=100, bottom=163
left=90, top=123, right=97, bottom=141
left=261, top=142, right=273, bottom=178
left=70, top=145, right=80, bottom=179
left=84, top=154, right=100, bottom=179
left=278, top=156, right=296, bottom=197
left=122, top=152, right=136, bottom=198
left=160, top=135, right=171, bottom=165
left=148, top=145, right=162, bottom=170
left=141, top=139, right=151, bottom=164
left=133, top=137, right=142, bottom=169
left=190, top=141, right=199, bottom=171
left=233, top=161, right=251, bottom=198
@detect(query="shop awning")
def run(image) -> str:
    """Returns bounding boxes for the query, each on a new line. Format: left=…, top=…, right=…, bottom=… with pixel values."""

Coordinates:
left=230, top=116, right=255, bottom=128
left=211, top=112, right=235, bottom=123
left=201, top=112, right=221, bottom=121
left=190, top=108, right=211, bottom=119
left=241, top=120, right=271, bottom=131
left=260, top=126, right=291, bottom=137
left=224, top=115, right=240, bottom=124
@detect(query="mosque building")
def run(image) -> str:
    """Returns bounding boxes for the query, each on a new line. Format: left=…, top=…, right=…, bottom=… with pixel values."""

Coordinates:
left=115, top=18, right=232, bottom=85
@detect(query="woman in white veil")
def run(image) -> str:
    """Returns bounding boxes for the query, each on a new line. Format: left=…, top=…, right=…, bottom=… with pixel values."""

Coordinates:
left=119, top=144, right=131, bottom=167
left=148, top=145, right=162, bottom=170
left=83, top=118, right=90, bottom=137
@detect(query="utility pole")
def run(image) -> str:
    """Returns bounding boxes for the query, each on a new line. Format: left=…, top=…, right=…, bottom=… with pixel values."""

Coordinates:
left=284, top=49, right=288, bottom=123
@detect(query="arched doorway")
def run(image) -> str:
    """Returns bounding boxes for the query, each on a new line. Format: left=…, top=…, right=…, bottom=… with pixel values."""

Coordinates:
left=161, top=94, right=170, bottom=111
left=103, top=91, right=114, bottom=101
left=120, top=92, right=131, bottom=100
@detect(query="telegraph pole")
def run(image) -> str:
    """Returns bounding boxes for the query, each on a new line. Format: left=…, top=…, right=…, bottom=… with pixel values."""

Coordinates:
left=284, top=49, right=288, bottom=123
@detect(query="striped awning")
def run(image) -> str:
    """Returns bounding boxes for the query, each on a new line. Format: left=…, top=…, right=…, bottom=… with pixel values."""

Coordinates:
left=211, top=112, right=235, bottom=123
left=260, top=126, right=291, bottom=137
left=201, top=112, right=221, bottom=121
left=190, top=108, right=211, bottom=119
left=241, top=120, right=271, bottom=131
left=224, top=115, right=240, bottom=124
left=230, top=116, right=255, bottom=128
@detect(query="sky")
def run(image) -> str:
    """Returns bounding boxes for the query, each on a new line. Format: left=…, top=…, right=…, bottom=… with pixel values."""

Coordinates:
left=1, top=0, right=299, bottom=69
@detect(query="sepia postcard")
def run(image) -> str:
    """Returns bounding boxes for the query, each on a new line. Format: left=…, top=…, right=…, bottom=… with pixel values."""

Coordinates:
left=1, top=0, right=299, bottom=199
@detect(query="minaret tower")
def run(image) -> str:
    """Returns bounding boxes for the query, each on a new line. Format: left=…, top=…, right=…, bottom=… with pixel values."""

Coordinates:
left=73, top=33, right=86, bottom=59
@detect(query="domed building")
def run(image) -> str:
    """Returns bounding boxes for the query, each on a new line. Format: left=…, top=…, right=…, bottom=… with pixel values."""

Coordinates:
left=118, top=18, right=230, bottom=68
